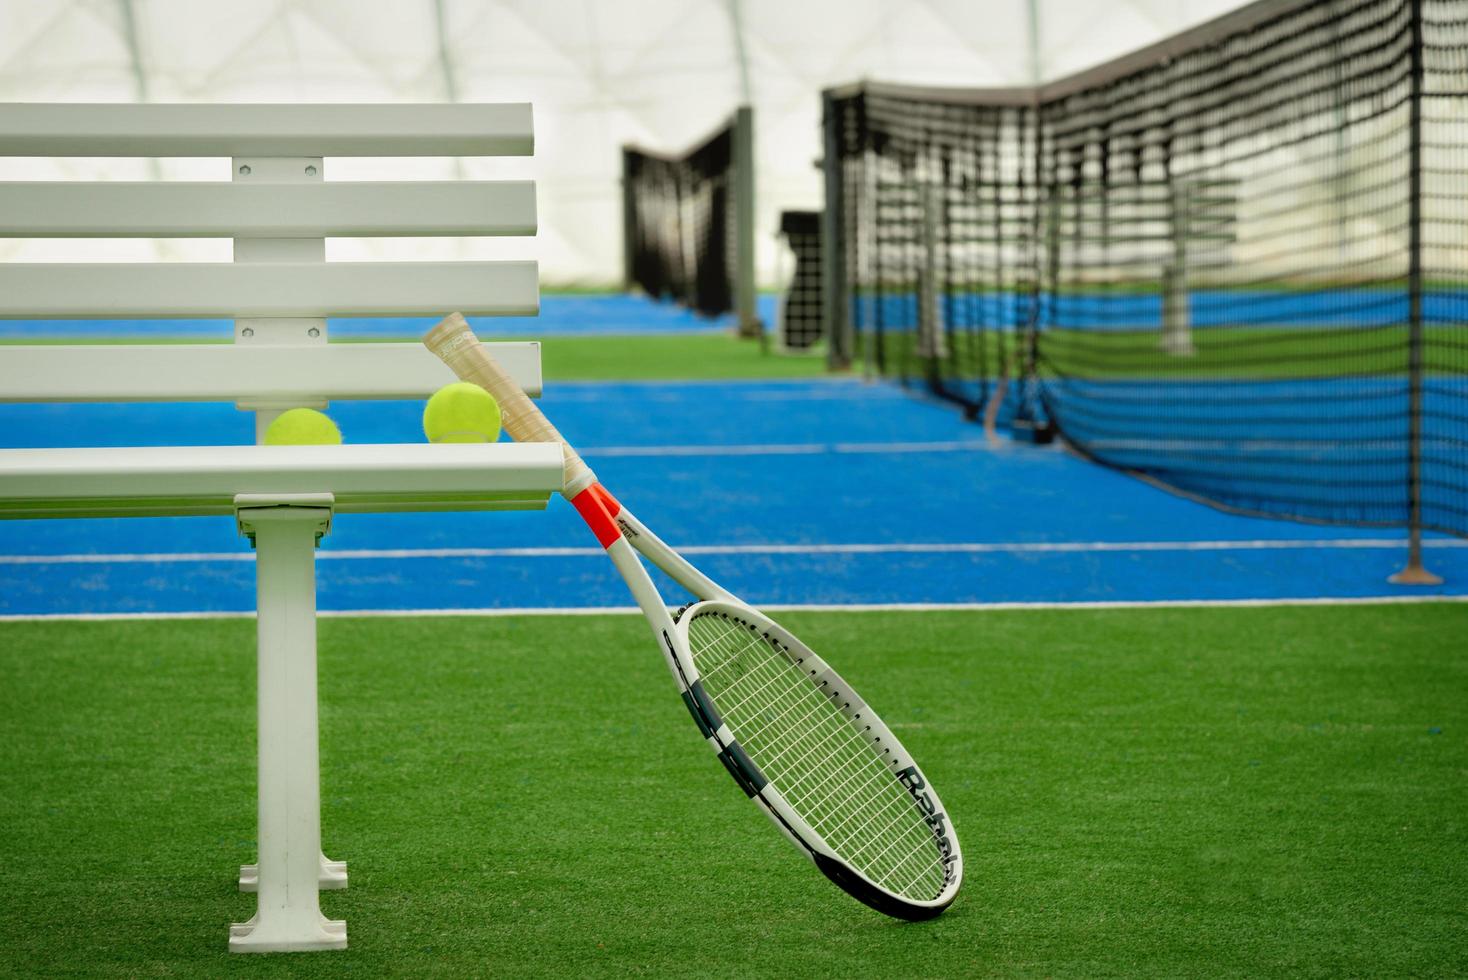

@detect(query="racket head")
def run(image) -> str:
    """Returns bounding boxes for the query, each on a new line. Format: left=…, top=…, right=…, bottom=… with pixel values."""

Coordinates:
left=673, top=598, right=962, bottom=919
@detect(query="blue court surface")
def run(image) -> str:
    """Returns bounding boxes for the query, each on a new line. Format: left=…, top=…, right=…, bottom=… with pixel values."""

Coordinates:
left=2, top=376, right=1464, bottom=617
left=0, top=293, right=780, bottom=340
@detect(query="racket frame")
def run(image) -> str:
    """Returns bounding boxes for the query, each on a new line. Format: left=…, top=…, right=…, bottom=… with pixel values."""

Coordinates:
left=585, top=486, right=962, bottom=919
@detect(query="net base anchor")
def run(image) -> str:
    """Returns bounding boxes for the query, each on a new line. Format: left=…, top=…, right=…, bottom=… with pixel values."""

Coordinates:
left=1010, top=418, right=1054, bottom=445
left=1389, top=562, right=1443, bottom=586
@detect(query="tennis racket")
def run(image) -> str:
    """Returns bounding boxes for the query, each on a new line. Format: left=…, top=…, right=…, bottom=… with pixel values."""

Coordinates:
left=424, top=313, right=962, bottom=920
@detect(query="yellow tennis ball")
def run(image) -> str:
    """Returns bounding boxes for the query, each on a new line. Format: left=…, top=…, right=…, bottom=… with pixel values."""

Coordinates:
left=423, top=382, right=501, bottom=443
left=263, top=408, right=342, bottom=446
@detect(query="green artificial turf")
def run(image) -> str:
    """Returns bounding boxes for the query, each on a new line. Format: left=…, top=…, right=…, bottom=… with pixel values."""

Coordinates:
left=872, top=324, right=1464, bottom=382
left=529, top=334, right=830, bottom=381
left=343, top=333, right=831, bottom=382
left=1, top=603, right=1465, bottom=977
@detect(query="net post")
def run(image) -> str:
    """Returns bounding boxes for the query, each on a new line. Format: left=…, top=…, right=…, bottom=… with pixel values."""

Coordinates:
left=1160, top=182, right=1196, bottom=356
left=821, top=89, right=851, bottom=370
left=733, top=105, right=761, bottom=339
left=917, top=183, right=947, bottom=367
left=1390, top=0, right=1441, bottom=586
left=1011, top=98, right=1051, bottom=443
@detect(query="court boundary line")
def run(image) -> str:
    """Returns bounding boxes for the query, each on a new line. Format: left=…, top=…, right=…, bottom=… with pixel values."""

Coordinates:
left=583, top=439, right=992, bottom=457
left=1, top=536, right=1463, bottom=565
left=2, top=594, right=1465, bottom=622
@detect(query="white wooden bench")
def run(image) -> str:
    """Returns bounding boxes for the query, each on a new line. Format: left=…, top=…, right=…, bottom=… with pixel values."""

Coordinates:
left=0, top=103, right=564, bottom=953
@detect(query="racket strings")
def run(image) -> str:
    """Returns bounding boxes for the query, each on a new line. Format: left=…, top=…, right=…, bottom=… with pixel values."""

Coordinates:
left=695, top=621, right=944, bottom=898
left=687, top=613, right=947, bottom=901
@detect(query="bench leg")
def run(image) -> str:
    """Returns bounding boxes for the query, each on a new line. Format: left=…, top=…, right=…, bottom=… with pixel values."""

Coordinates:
left=230, top=505, right=346, bottom=953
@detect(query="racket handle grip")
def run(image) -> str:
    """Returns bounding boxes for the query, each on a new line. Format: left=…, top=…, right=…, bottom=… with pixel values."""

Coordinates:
left=423, top=312, right=594, bottom=495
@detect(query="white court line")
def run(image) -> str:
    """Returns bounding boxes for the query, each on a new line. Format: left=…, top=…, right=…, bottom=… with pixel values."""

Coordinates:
left=548, top=378, right=894, bottom=401
left=582, top=440, right=990, bottom=457
left=0, top=537, right=1464, bottom=566
left=2, top=594, right=1465, bottom=622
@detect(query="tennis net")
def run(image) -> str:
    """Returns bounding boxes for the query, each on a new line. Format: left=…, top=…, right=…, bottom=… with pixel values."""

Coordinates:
left=824, top=0, right=1468, bottom=545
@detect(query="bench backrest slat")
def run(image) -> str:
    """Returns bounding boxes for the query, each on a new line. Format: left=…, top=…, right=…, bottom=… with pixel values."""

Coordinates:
left=0, top=343, right=542, bottom=404
left=0, top=103, right=533, bottom=157
left=0, top=181, right=536, bottom=238
left=0, top=261, right=538, bottom=320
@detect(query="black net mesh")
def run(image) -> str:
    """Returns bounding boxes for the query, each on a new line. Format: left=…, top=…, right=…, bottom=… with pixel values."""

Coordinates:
left=1422, top=0, right=1468, bottom=533
left=778, top=210, right=824, bottom=351
left=827, top=0, right=1468, bottom=535
left=623, top=122, right=736, bottom=317
left=831, top=91, right=1036, bottom=419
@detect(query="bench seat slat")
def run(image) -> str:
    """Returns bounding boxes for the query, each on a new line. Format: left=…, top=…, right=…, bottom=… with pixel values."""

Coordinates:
left=0, top=181, right=536, bottom=238
left=0, top=103, right=533, bottom=157
left=0, top=341, right=542, bottom=403
left=0, top=262, right=538, bottom=318
left=0, top=442, right=565, bottom=519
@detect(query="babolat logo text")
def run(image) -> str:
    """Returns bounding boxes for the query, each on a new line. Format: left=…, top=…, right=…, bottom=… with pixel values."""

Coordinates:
left=616, top=517, right=638, bottom=539
left=897, top=766, right=957, bottom=883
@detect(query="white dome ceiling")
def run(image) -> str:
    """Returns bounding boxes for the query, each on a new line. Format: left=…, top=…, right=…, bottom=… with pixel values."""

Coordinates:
left=0, top=0, right=1247, bottom=287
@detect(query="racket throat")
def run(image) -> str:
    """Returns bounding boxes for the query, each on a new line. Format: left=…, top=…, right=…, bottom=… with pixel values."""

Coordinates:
left=569, top=483, right=622, bottom=548
left=568, top=484, right=733, bottom=602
